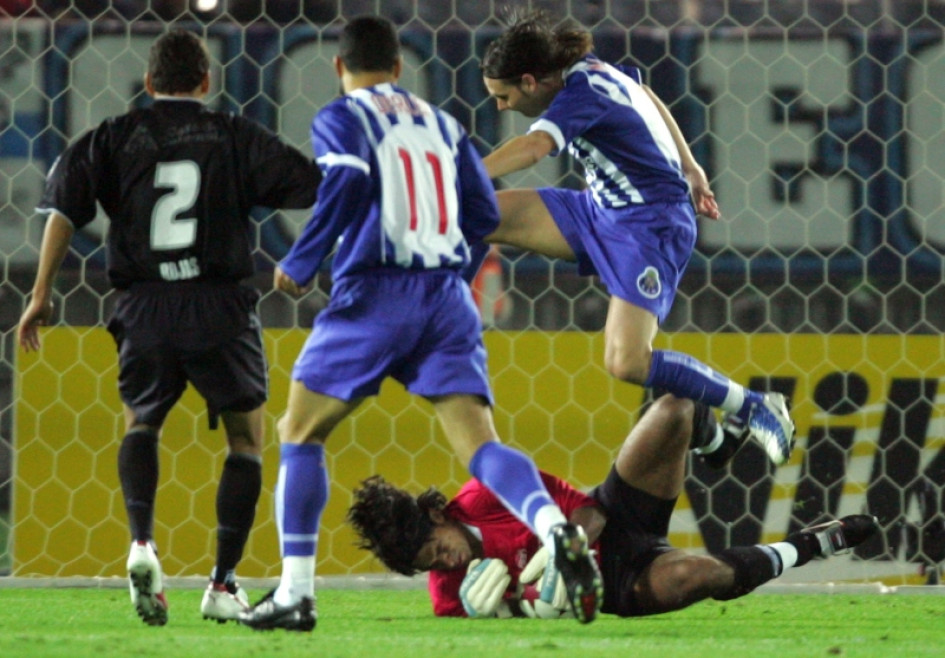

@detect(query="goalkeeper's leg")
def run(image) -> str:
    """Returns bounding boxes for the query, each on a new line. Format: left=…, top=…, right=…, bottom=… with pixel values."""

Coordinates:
left=630, top=516, right=880, bottom=614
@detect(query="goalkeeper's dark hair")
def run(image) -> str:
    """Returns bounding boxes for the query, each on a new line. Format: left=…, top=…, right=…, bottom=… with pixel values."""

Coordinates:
left=481, top=9, right=593, bottom=82
left=347, top=475, right=447, bottom=576
left=148, top=28, right=209, bottom=94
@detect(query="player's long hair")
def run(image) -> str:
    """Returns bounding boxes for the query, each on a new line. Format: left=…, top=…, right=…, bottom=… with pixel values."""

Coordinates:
left=481, top=9, right=593, bottom=81
left=347, top=475, right=447, bottom=576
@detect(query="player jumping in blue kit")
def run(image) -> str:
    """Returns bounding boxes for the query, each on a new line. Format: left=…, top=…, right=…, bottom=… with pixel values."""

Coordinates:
left=237, top=16, right=602, bottom=632
left=476, top=11, right=796, bottom=467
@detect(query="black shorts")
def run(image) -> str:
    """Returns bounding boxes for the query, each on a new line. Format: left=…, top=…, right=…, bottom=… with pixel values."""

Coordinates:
left=106, top=281, right=268, bottom=428
left=591, top=466, right=677, bottom=617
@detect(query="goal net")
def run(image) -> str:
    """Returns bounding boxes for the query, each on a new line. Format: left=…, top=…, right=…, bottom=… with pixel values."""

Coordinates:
left=1, top=1, right=943, bottom=586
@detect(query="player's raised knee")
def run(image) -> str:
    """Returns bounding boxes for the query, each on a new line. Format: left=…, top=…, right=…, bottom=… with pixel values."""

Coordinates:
left=604, top=351, right=651, bottom=384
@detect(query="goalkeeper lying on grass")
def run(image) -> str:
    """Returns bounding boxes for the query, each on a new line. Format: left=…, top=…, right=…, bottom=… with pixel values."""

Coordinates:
left=348, top=395, right=879, bottom=618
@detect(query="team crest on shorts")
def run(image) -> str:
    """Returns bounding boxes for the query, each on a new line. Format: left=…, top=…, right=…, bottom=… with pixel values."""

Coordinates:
left=637, top=266, right=662, bottom=299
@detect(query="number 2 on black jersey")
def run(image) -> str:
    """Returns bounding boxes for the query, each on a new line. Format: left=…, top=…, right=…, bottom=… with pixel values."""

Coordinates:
left=150, top=160, right=199, bottom=251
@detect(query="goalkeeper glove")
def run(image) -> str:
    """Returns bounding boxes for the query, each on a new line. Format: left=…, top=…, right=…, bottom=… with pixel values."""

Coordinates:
left=517, top=547, right=572, bottom=619
left=460, top=558, right=511, bottom=618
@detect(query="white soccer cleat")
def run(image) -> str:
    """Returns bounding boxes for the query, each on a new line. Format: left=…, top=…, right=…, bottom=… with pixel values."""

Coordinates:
left=201, top=582, right=251, bottom=623
left=747, top=392, right=796, bottom=466
left=127, top=540, right=168, bottom=626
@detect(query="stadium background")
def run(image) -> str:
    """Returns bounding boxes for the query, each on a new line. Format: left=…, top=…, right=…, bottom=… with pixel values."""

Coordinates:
left=1, top=1, right=944, bottom=586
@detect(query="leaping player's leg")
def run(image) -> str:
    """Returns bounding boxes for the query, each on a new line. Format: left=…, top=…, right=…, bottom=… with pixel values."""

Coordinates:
left=510, top=186, right=795, bottom=467
left=605, top=296, right=795, bottom=465
left=487, top=189, right=577, bottom=260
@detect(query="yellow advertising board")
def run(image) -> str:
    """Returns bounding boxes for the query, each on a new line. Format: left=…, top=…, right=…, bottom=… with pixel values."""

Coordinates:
left=13, top=329, right=945, bottom=580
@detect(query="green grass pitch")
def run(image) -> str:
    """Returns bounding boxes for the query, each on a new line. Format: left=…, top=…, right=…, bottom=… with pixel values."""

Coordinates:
left=0, top=588, right=942, bottom=658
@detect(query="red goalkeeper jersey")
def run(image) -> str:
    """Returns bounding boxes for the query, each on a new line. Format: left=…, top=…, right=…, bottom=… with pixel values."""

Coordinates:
left=427, top=471, right=600, bottom=616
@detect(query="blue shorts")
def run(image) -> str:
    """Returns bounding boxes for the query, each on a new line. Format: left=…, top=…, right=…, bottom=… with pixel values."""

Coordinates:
left=538, top=188, right=697, bottom=324
left=293, top=269, right=493, bottom=404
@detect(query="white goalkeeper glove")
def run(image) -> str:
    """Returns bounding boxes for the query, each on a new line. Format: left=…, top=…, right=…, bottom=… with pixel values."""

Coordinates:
left=460, top=558, right=512, bottom=618
left=517, top=546, right=573, bottom=619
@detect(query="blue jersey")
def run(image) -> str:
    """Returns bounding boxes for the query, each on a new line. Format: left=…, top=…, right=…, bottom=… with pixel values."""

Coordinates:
left=529, top=55, right=691, bottom=209
left=280, top=83, right=500, bottom=286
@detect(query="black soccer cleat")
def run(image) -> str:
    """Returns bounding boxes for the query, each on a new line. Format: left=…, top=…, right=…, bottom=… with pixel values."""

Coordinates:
left=551, top=523, right=603, bottom=624
left=701, top=413, right=751, bottom=470
left=799, top=514, right=880, bottom=557
left=238, top=588, right=317, bottom=632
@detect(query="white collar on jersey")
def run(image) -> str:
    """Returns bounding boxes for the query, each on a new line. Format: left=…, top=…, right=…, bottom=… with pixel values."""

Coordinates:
left=151, top=95, right=205, bottom=103
left=463, top=522, right=484, bottom=542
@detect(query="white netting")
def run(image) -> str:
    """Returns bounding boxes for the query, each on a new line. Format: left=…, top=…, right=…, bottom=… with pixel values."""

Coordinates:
left=1, top=1, right=944, bottom=584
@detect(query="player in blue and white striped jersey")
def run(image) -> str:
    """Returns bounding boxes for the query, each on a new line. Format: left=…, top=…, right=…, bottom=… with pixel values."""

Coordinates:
left=478, top=11, right=795, bottom=468
left=238, top=15, right=601, bottom=632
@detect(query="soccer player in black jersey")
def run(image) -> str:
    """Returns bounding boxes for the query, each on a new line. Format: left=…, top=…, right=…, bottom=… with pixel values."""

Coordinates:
left=16, top=28, right=321, bottom=626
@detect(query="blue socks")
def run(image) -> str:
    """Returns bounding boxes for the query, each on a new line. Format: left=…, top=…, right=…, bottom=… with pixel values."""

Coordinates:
left=468, top=441, right=566, bottom=545
left=276, top=443, right=329, bottom=558
left=645, top=349, right=762, bottom=419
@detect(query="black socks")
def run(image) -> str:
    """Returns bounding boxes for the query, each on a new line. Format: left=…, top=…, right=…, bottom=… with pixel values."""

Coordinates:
left=118, top=428, right=160, bottom=542
left=213, top=452, right=262, bottom=584
left=713, top=546, right=781, bottom=600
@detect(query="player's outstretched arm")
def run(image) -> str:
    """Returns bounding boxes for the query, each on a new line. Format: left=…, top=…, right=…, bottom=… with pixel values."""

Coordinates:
left=18, top=212, right=74, bottom=352
left=683, top=161, right=720, bottom=220
left=482, top=131, right=556, bottom=180
left=642, top=85, right=721, bottom=221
